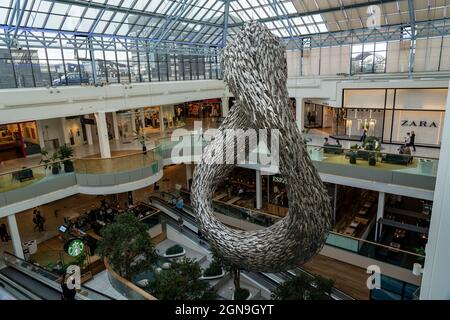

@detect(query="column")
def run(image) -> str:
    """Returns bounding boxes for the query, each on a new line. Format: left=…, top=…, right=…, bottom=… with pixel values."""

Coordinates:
left=185, top=164, right=192, bottom=190
left=83, top=115, right=94, bottom=145
left=60, top=117, right=70, bottom=145
left=7, top=214, right=24, bottom=259
left=94, top=112, right=111, bottom=158
left=256, top=170, right=262, bottom=210
left=112, top=112, right=120, bottom=140
left=374, top=192, right=385, bottom=241
left=159, top=106, right=165, bottom=133
left=420, top=79, right=450, bottom=299
left=221, top=97, right=230, bottom=117
left=130, top=111, right=137, bottom=134
left=295, top=97, right=304, bottom=132
left=140, top=108, right=146, bottom=130
left=36, top=120, right=46, bottom=149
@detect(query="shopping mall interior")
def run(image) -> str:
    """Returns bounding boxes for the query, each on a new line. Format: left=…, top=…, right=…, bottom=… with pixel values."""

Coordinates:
left=0, top=0, right=450, bottom=303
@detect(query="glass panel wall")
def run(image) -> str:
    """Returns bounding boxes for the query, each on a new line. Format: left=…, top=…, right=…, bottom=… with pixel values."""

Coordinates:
left=0, top=32, right=219, bottom=89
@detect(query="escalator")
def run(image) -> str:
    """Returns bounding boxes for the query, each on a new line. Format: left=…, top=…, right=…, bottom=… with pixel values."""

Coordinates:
left=148, top=194, right=355, bottom=300
left=0, top=252, right=114, bottom=300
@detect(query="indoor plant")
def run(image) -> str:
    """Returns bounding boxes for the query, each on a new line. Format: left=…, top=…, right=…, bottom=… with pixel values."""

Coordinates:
left=368, top=154, right=377, bottom=166
left=40, top=150, right=62, bottom=174
left=58, top=144, right=75, bottom=172
left=348, top=150, right=357, bottom=164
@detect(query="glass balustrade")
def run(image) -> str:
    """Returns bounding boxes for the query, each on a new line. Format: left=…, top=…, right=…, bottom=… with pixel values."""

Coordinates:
left=74, top=146, right=162, bottom=175
left=0, top=159, right=73, bottom=194
left=306, top=144, right=439, bottom=177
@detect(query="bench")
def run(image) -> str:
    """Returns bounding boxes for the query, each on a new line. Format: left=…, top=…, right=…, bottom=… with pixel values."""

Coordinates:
left=381, top=153, right=411, bottom=166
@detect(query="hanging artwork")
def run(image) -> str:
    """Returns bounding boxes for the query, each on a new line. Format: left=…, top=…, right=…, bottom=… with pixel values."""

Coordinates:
left=191, top=22, right=332, bottom=272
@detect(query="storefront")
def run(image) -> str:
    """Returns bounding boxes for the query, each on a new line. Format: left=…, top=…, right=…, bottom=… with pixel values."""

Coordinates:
left=0, top=121, right=41, bottom=161
left=331, top=88, right=447, bottom=147
left=303, top=100, right=340, bottom=134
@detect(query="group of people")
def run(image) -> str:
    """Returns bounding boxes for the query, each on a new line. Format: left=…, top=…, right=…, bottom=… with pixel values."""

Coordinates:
left=32, top=210, right=46, bottom=232
left=398, top=131, right=416, bottom=155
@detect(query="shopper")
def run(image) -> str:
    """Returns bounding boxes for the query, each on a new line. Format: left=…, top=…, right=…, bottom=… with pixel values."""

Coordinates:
left=36, top=211, right=45, bottom=231
left=360, top=129, right=367, bottom=142
left=32, top=210, right=39, bottom=231
left=323, top=137, right=330, bottom=146
left=0, top=223, right=9, bottom=242
left=409, top=131, right=416, bottom=152
left=61, top=271, right=77, bottom=301
left=176, top=196, right=184, bottom=210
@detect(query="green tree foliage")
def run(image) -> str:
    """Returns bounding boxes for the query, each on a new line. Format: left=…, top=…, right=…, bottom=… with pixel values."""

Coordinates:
left=271, top=273, right=335, bottom=300
left=150, top=258, right=216, bottom=300
left=210, top=248, right=242, bottom=290
left=96, top=213, right=157, bottom=280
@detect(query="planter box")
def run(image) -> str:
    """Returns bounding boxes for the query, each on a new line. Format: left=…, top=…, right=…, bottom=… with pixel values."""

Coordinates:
left=199, top=269, right=225, bottom=281
left=232, top=290, right=252, bottom=301
left=163, top=248, right=186, bottom=258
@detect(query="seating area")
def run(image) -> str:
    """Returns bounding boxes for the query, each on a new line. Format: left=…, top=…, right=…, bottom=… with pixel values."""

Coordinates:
left=13, top=168, right=34, bottom=182
left=381, top=153, right=412, bottom=166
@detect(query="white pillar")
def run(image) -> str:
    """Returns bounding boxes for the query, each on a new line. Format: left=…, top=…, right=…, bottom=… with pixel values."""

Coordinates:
left=159, top=106, right=165, bottom=133
left=60, top=117, right=70, bottom=145
left=95, top=112, right=111, bottom=158
left=374, top=192, right=385, bottom=241
left=130, top=111, right=137, bottom=134
left=420, top=79, right=450, bottom=300
left=7, top=214, right=24, bottom=259
left=140, top=108, right=146, bottom=130
left=36, top=120, right=46, bottom=149
left=256, top=170, right=262, bottom=210
left=185, top=164, right=192, bottom=190
left=85, top=123, right=93, bottom=145
left=295, top=97, right=304, bottom=132
left=112, top=112, right=120, bottom=140
left=221, top=97, right=230, bottom=117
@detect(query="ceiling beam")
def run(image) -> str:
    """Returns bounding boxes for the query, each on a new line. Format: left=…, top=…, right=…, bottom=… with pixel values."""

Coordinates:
left=48, top=0, right=221, bottom=28
left=228, top=0, right=401, bottom=27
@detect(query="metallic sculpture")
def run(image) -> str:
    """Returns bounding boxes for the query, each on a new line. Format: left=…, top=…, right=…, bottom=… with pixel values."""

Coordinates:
left=191, top=21, right=331, bottom=272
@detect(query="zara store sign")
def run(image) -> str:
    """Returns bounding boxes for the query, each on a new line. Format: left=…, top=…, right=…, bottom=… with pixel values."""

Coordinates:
left=400, top=120, right=438, bottom=128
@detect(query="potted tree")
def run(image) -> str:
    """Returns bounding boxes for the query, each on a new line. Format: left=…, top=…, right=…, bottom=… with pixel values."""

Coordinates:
left=211, top=249, right=250, bottom=300
left=348, top=150, right=357, bottom=164
left=368, top=154, right=377, bottom=166
left=40, top=150, right=62, bottom=174
left=96, top=213, right=158, bottom=280
left=58, top=144, right=75, bottom=172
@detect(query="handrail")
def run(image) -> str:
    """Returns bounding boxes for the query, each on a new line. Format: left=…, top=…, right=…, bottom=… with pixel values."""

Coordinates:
left=0, top=146, right=161, bottom=178
left=179, top=189, right=281, bottom=220
left=327, top=230, right=425, bottom=258
left=306, top=143, right=439, bottom=161
left=178, top=189, right=425, bottom=259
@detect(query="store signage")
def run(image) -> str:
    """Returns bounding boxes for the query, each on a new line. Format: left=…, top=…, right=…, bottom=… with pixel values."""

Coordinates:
left=65, top=238, right=85, bottom=257
left=273, top=176, right=286, bottom=184
left=400, top=120, right=438, bottom=128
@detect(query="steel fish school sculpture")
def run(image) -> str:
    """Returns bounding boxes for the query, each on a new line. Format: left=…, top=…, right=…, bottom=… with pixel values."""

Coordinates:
left=191, top=21, right=331, bottom=272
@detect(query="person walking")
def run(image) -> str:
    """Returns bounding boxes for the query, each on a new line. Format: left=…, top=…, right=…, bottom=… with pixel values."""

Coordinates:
left=0, top=223, right=9, bottom=242
left=32, top=210, right=39, bottom=231
left=61, top=271, right=77, bottom=301
left=36, top=211, right=45, bottom=232
left=409, top=131, right=416, bottom=152
left=360, top=128, right=367, bottom=142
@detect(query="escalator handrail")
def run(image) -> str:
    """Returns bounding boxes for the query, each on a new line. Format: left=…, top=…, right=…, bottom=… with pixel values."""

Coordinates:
left=2, top=252, right=114, bottom=300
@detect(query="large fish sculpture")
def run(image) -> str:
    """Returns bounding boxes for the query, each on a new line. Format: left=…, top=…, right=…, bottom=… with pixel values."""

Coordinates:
left=191, top=21, right=331, bottom=272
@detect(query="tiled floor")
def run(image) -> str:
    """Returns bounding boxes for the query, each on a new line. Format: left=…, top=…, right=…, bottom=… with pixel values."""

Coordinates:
left=0, top=117, right=219, bottom=175
left=84, top=270, right=128, bottom=300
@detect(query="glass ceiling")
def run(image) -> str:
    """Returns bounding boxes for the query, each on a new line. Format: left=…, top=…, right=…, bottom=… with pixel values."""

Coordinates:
left=0, top=0, right=448, bottom=49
